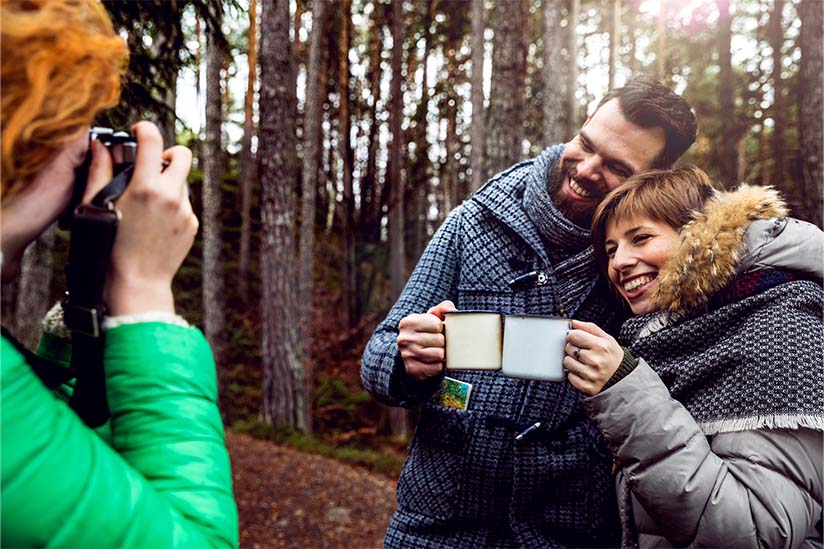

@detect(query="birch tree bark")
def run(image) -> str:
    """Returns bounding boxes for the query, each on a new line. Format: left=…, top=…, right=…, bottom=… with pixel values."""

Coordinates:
left=543, top=0, right=565, bottom=145
left=203, top=10, right=227, bottom=410
left=259, top=0, right=308, bottom=432
left=239, top=0, right=258, bottom=303
left=485, top=0, right=529, bottom=177
left=469, top=0, right=486, bottom=192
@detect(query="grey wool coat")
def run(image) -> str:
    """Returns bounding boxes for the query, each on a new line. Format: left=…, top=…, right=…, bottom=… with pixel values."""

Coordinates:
left=361, top=146, right=622, bottom=548
left=582, top=186, right=824, bottom=548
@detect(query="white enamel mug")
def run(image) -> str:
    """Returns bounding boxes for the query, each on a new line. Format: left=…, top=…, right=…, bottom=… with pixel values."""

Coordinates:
left=501, top=315, right=570, bottom=381
left=443, top=311, right=503, bottom=371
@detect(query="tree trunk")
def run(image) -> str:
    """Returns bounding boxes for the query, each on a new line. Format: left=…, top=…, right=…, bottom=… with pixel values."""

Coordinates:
left=656, top=3, right=666, bottom=82
left=14, top=226, right=55, bottom=349
left=716, top=0, right=737, bottom=188
left=799, top=0, right=823, bottom=226
left=470, top=0, right=486, bottom=192
left=608, top=0, right=621, bottom=90
left=388, top=0, right=408, bottom=440
left=337, top=0, right=356, bottom=327
left=239, top=0, right=258, bottom=303
left=769, top=0, right=785, bottom=190
left=543, top=0, right=565, bottom=144
left=485, top=0, right=528, bottom=177
left=566, top=0, right=580, bottom=139
left=626, top=8, right=637, bottom=74
left=203, top=11, right=227, bottom=414
left=258, top=0, right=308, bottom=432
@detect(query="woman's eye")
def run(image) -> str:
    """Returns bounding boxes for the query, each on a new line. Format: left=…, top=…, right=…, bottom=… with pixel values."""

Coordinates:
left=605, top=247, right=616, bottom=257
left=632, top=234, right=651, bottom=245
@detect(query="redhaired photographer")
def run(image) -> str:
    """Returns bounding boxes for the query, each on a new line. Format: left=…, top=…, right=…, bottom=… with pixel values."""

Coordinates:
left=1, top=1, right=237, bottom=546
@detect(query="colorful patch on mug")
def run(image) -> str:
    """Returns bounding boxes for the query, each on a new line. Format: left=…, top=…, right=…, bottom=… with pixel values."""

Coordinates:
left=434, top=376, right=472, bottom=410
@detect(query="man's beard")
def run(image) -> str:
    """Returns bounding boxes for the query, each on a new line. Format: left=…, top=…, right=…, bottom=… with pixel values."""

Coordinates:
left=547, top=158, right=600, bottom=230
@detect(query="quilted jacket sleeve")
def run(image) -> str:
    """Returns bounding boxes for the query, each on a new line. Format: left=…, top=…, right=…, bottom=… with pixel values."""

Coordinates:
left=1, top=322, right=238, bottom=548
left=361, top=206, right=464, bottom=407
left=581, top=361, right=823, bottom=548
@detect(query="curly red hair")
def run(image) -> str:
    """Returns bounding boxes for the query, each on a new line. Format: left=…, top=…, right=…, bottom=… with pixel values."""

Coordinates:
left=1, top=0, right=128, bottom=195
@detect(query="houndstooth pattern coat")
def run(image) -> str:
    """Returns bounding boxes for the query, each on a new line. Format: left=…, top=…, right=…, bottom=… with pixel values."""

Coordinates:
left=361, top=147, right=622, bottom=548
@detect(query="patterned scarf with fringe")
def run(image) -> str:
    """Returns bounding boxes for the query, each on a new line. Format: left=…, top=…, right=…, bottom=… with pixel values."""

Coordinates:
left=620, top=272, right=824, bottom=436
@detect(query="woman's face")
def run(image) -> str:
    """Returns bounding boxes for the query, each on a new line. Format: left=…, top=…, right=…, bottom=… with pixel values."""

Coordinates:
left=605, top=216, right=679, bottom=315
left=0, top=131, right=88, bottom=281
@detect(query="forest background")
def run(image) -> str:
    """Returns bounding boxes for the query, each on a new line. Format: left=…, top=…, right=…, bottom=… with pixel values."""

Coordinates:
left=3, top=0, right=823, bottom=475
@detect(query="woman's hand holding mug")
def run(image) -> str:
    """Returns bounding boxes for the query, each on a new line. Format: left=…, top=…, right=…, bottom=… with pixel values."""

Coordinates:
left=564, top=319, right=624, bottom=396
left=82, top=121, right=196, bottom=317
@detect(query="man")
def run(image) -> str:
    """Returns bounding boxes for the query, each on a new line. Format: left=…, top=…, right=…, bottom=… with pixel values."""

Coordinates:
left=361, top=76, right=697, bottom=547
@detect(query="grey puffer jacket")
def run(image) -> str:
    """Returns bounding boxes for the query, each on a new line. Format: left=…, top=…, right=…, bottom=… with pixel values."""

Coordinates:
left=582, top=186, right=824, bottom=548
left=362, top=146, right=623, bottom=548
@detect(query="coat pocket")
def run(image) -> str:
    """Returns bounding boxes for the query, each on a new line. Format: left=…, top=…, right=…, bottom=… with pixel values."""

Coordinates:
left=396, top=405, right=473, bottom=519
left=456, top=283, right=515, bottom=312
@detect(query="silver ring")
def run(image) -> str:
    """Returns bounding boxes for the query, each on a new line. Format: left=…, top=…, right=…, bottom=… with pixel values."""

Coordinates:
left=573, top=348, right=580, bottom=360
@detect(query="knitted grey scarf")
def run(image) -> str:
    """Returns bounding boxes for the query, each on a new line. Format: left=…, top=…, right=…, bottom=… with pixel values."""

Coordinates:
left=522, top=147, right=601, bottom=317
left=621, top=279, right=824, bottom=435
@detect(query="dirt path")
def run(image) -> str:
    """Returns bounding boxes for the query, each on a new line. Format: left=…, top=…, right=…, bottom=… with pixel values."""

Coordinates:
left=227, top=431, right=398, bottom=548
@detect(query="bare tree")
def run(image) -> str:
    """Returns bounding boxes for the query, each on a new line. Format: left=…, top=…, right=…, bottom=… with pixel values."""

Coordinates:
left=388, top=0, right=408, bottom=440
left=566, top=0, right=580, bottom=139
left=543, top=0, right=565, bottom=144
left=485, top=0, right=529, bottom=177
left=14, top=227, right=55, bottom=349
left=799, top=0, right=823, bottom=226
left=608, top=0, right=621, bottom=89
left=298, top=0, right=326, bottom=341
left=337, top=0, right=356, bottom=326
left=469, top=0, right=486, bottom=192
left=258, top=0, right=308, bottom=432
left=769, top=0, right=785, bottom=189
left=717, top=0, right=737, bottom=188
left=202, top=8, right=227, bottom=408
left=239, top=0, right=258, bottom=303
left=655, top=2, right=667, bottom=82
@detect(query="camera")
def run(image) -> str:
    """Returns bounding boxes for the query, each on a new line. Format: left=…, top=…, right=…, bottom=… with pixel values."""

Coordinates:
left=59, top=127, right=137, bottom=228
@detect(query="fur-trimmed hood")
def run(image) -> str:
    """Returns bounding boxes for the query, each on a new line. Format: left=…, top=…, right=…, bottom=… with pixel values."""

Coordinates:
left=655, top=184, right=789, bottom=312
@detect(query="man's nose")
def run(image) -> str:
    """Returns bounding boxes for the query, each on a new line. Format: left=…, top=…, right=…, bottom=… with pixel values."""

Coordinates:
left=576, top=154, right=603, bottom=182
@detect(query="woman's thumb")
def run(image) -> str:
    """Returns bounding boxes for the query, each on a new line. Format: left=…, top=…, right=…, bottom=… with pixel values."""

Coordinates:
left=81, top=139, right=113, bottom=204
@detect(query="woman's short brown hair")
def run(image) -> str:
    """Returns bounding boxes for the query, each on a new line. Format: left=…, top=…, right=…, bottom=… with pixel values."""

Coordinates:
left=590, top=165, right=717, bottom=274
left=1, top=0, right=128, bottom=195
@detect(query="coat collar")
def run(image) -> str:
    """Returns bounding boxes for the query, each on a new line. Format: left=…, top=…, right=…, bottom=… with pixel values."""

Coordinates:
left=655, top=184, right=788, bottom=312
left=470, top=145, right=567, bottom=265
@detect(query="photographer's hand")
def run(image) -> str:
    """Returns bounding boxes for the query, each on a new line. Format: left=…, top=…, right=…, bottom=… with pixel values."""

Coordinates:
left=84, top=121, right=196, bottom=316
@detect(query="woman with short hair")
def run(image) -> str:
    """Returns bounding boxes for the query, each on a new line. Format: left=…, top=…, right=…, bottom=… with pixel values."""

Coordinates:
left=565, top=165, right=823, bottom=547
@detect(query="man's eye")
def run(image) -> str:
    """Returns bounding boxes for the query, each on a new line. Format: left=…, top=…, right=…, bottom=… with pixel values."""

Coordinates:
left=610, top=164, right=632, bottom=178
left=580, top=139, right=593, bottom=153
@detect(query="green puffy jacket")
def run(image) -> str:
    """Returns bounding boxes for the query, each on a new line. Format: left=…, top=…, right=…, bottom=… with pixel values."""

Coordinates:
left=1, top=322, right=239, bottom=547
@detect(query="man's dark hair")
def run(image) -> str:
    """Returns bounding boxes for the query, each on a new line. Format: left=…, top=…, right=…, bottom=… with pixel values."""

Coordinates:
left=595, top=75, right=697, bottom=169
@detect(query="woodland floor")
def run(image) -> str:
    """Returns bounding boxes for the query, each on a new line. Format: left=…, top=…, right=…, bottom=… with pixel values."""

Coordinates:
left=227, top=431, right=398, bottom=548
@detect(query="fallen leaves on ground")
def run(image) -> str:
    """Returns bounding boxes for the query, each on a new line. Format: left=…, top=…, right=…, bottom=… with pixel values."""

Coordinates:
left=227, top=431, right=398, bottom=548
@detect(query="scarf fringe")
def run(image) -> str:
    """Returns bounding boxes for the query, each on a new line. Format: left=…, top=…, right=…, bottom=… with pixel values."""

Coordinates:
left=700, top=414, right=824, bottom=436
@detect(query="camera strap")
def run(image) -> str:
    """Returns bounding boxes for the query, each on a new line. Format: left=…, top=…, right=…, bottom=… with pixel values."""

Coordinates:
left=63, top=166, right=133, bottom=427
